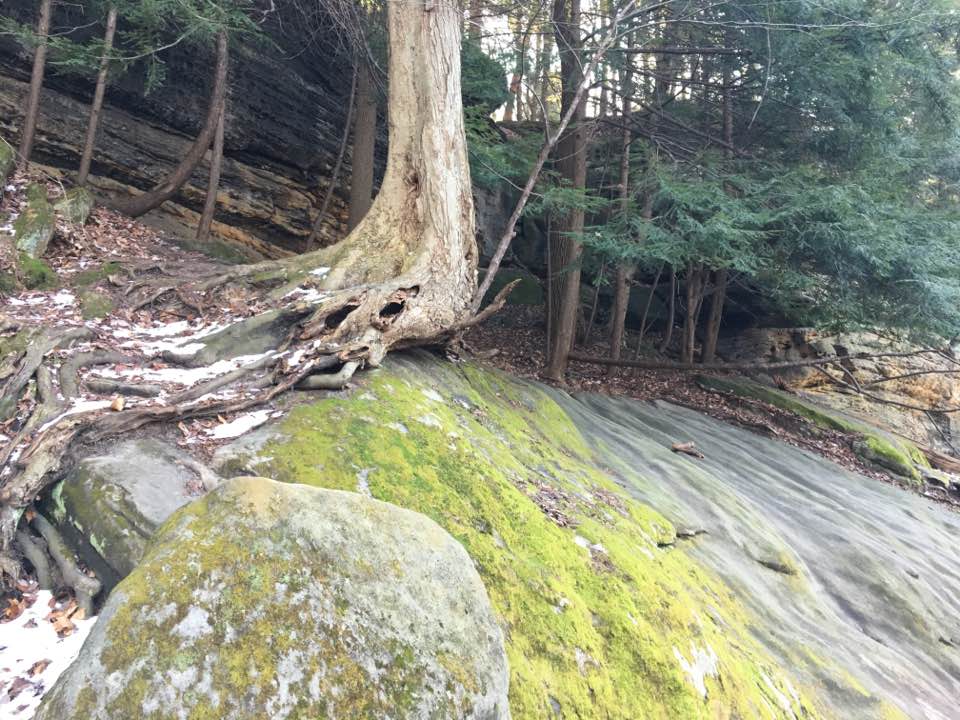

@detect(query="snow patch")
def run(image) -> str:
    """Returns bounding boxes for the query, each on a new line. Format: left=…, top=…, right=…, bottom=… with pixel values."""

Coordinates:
left=673, top=643, right=719, bottom=698
left=0, top=591, right=97, bottom=719
left=206, top=410, right=274, bottom=439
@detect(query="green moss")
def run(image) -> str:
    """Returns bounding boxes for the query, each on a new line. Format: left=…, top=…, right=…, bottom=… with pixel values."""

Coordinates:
left=0, top=139, right=12, bottom=184
left=14, top=184, right=56, bottom=259
left=79, top=289, right=114, bottom=319
left=697, top=374, right=927, bottom=482
left=230, top=360, right=826, bottom=719
left=18, top=253, right=57, bottom=290
left=72, top=261, right=120, bottom=288
left=53, top=187, right=94, bottom=225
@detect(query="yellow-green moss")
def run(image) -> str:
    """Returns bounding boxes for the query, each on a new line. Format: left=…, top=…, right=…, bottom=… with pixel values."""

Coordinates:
left=18, top=252, right=57, bottom=290
left=79, top=289, right=114, bottom=319
left=72, top=261, right=120, bottom=288
left=230, top=361, right=826, bottom=719
left=697, top=374, right=927, bottom=482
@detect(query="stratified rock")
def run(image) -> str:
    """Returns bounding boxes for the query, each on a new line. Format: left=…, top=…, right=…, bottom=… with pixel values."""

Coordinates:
left=42, top=439, right=203, bottom=588
left=13, top=184, right=55, bottom=258
left=36, top=477, right=510, bottom=720
left=54, top=186, right=94, bottom=225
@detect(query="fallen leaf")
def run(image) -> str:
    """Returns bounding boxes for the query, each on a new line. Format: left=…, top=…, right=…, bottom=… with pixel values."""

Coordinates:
left=110, top=396, right=125, bottom=412
left=28, top=659, right=51, bottom=677
left=671, top=441, right=705, bottom=459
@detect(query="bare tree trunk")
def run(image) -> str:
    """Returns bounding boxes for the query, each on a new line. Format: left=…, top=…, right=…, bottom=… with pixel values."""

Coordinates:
left=502, top=15, right=525, bottom=123
left=467, top=0, right=483, bottom=41
left=681, top=263, right=706, bottom=364
left=583, top=263, right=605, bottom=345
left=112, top=30, right=229, bottom=218
left=701, top=59, right=735, bottom=364
left=16, top=0, right=53, bottom=169
left=607, top=52, right=634, bottom=377
left=196, top=103, right=226, bottom=242
left=544, top=0, right=587, bottom=381
left=701, top=268, right=727, bottom=363
left=635, top=263, right=663, bottom=354
left=307, top=62, right=358, bottom=249
left=348, top=61, right=377, bottom=232
left=77, top=5, right=117, bottom=185
left=658, top=268, right=676, bottom=353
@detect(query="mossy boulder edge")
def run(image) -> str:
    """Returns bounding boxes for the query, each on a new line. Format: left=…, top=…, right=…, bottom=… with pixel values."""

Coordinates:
left=36, top=477, right=510, bottom=720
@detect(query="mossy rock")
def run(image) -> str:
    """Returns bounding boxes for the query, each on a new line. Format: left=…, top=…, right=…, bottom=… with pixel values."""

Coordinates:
left=0, top=140, right=12, bottom=186
left=696, top=374, right=925, bottom=482
left=40, top=440, right=201, bottom=586
left=36, top=477, right=510, bottom=720
left=484, top=268, right=544, bottom=306
left=14, top=183, right=55, bottom=259
left=79, top=288, right=114, bottom=319
left=71, top=261, right=120, bottom=288
left=18, top=252, right=57, bottom=290
left=211, top=357, right=820, bottom=719
left=54, top=186, right=94, bottom=225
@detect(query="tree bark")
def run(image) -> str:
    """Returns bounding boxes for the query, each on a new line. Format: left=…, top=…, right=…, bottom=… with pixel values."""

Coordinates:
left=348, top=61, right=377, bottom=232
left=16, top=0, right=53, bottom=170
left=196, top=102, right=226, bottom=242
left=701, top=268, right=727, bottom=363
left=635, top=263, right=663, bottom=353
left=467, top=0, right=483, bottom=41
left=607, top=51, right=635, bottom=377
left=702, top=58, right=735, bottom=363
left=502, top=15, right=525, bottom=123
left=681, top=263, right=706, bottom=364
left=658, top=268, right=676, bottom=352
left=111, top=30, right=230, bottom=218
left=77, top=5, right=118, bottom=185
left=544, top=0, right=587, bottom=381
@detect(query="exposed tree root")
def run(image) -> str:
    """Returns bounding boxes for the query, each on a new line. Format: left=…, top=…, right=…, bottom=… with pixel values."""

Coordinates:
left=30, top=511, right=101, bottom=615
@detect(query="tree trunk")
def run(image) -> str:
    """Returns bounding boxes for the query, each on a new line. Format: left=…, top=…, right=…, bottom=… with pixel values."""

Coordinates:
left=502, top=16, right=525, bottom=123
left=111, top=30, right=230, bottom=218
left=196, top=103, right=226, bottom=242
left=701, top=59, right=735, bottom=364
left=701, top=268, right=727, bottom=363
left=607, top=52, right=634, bottom=377
left=16, top=0, right=53, bottom=170
left=307, top=62, right=358, bottom=249
left=0, top=0, right=479, bottom=588
left=77, top=5, right=118, bottom=185
left=544, top=0, right=586, bottom=381
left=658, top=268, right=676, bottom=353
left=348, top=61, right=377, bottom=232
left=681, top=263, right=706, bottom=364
left=635, top=263, right=663, bottom=354
left=467, top=0, right=483, bottom=41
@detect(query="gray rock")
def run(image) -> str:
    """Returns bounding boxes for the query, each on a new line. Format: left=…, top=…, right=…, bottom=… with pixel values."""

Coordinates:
left=13, top=184, right=55, bottom=258
left=42, top=439, right=204, bottom=586
left=54, top=186, right=94, bottom=225
left=36, top=477, right=510, bottom=720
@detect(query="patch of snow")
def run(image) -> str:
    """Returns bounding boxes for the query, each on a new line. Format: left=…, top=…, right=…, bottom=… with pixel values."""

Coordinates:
left=39, top=399, right=113, bottom=432
left=282, top=286, right=327, bottom=304
left=309, top=267, right=331, bottom=277
left=673, top=643, right=719, bottom=698
left=50, top=290, right=75, bottom=307
left=0, top=591, right=97, bottom=719
left=206, top=410, right=273, bottom=439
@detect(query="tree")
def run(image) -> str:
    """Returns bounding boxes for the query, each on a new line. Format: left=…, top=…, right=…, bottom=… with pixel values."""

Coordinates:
left=112, top=28, right=230, bottom=218
left=348, top=58, right=377, bottom=231
left=76, top=4, right=118, bottom=185
left=543, top=0, right=587, bottom=380
left=16, top=0, right=53, bottom=169
left=196, top=102, right=226, bottom=241
left=1, top=0, right=483, bottom=585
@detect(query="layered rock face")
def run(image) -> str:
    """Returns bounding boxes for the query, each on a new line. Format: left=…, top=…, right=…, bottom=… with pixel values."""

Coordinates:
left=36, top=477, right=510, bottom=720
left=719, top=328, right=960, bottom=455
left=0, top=1, right=366, bottom=258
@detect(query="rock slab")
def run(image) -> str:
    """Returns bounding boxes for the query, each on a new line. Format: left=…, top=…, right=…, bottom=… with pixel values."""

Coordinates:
left=36, top=476, right=510, bottom=720
left=43, top=439, right=202, bottom=586
left=13, top=184, right=55, bottom=258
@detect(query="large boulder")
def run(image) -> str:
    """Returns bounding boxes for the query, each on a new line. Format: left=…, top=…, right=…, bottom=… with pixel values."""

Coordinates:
left=42, top=439, right=204, bottom=588
left=13, top=183, right=55, bottom=258
left=36, top=476, right=510, bottom=720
